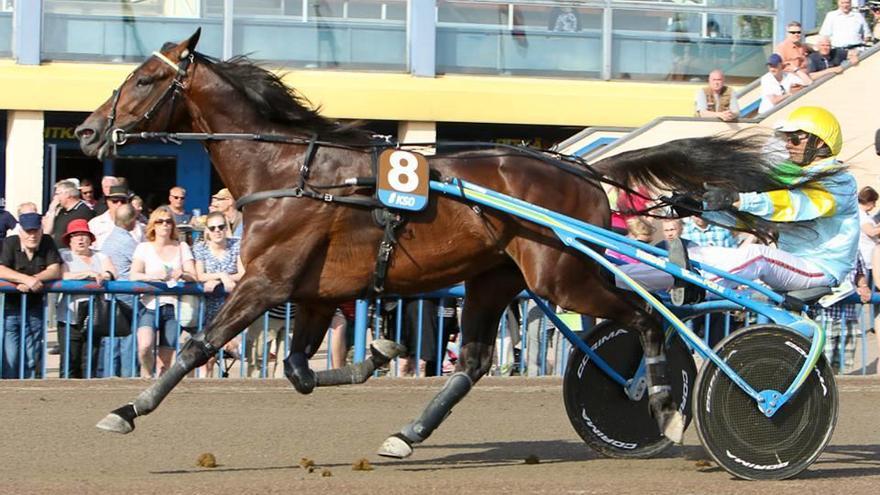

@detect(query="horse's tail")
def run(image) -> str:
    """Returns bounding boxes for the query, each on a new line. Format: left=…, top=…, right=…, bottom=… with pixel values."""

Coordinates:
left=593, top=133, right=786, bottom=193
left=592, top=132, right=848, bottom=243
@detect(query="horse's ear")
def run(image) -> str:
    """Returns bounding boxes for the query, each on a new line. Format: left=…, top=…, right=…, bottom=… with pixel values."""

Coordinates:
left=183, top=28, right=201, bottom=55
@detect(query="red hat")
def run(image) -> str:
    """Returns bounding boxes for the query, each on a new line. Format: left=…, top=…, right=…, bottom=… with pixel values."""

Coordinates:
left=62, top=219, right=95, bottom=246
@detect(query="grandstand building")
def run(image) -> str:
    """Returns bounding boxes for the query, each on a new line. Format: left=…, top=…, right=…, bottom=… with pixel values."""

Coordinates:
left=0, top=1, right=833, bottom=211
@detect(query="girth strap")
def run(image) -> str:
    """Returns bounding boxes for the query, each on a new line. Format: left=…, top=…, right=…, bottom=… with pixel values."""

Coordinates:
left=370, top=209, right=404, bottom=296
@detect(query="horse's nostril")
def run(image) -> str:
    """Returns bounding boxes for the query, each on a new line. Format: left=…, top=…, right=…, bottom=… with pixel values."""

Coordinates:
left=75, top=125, right=95, bottom=141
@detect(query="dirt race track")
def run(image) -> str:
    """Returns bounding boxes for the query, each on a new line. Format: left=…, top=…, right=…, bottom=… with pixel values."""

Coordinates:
left=1, top=376, right=879, bottom=495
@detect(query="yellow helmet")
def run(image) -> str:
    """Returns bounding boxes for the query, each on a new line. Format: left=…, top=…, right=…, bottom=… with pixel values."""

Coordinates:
left=775, top=106, right=842, bottom=156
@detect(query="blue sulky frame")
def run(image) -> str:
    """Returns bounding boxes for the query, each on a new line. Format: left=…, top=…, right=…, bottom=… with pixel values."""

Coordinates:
left=429, top=177, right=826, bottom=419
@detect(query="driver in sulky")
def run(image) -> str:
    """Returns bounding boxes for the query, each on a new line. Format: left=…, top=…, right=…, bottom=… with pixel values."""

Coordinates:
left=619, top=106, right=860, bottom=298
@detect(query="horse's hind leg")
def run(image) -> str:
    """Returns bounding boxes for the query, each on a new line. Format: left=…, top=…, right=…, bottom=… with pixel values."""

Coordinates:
left=377, top=265, right=525, bottom=458
left=96, top=271, right=294, bottom=434
left=518, top=247, right=685, bottom=443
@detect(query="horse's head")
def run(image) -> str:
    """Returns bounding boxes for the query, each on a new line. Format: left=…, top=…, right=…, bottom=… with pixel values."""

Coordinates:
left=75, top=29, right=202, bottom=159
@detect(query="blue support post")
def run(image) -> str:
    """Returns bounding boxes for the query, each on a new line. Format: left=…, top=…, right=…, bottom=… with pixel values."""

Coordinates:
left=353, top=299, right=369, bottom=363
left=415, top=300, right=424, bottom=377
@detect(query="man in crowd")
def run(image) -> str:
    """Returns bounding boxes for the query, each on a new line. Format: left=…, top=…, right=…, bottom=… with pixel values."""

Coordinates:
left=694, top=69, right=739, bottom=122
left=212, top=188, right=243, bottom=239
left=807, top=35, right=859, bottom=79
left=89, top=185, right=135, bottom=250
left=0, top=198, right=17, bottom=240
left=168, top=186, right=192, bottom=225
left=79, top=179, right=98, bottom=210
left=97, top=204, right=140, bottom=377
left=758, top=54, right=811, bottom=114
left=0, top=212, right=61, bottom=378
left=682, top=216, right=738, bottom=248
left=775, top=21, right=809, bottom=73
left=655, top=219, right=694, bottom=251
left=820, top=0, right=871, bottom=48
left=42, top=179, right=95, bottom=248
left=94, top=176, right=119, bottom=215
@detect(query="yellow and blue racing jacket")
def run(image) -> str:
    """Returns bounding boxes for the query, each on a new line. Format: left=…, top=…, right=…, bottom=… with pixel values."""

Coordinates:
left=708, top=157, right=859, bottom=284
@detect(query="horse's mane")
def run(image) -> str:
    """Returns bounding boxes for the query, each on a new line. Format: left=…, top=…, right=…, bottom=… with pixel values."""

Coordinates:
left=191, top=50, right=371, bottom=144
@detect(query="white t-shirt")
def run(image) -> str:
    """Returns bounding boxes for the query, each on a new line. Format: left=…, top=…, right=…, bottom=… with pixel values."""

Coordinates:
left=819, top=9, right=870, bottom=48
left=858, top=208, right=877, bottom=268
left=133, top=241, right=194, bottom=309
left=758, top=71, right=798, bottom=114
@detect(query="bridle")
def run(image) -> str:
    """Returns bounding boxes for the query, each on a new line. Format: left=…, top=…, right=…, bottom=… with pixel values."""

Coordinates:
left=106, top=50, right=195, bottom=151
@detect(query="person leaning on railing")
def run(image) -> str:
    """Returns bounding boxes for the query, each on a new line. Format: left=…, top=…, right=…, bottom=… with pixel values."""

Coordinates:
left=694, top=69, right=740, bottom=122
left=129, top=206, right=197, bottom=378
left=0, top=212, right=61, bottom=379
left=56, top=219, right=117, bottom=378
left=193, top=211, right=244, bottom=377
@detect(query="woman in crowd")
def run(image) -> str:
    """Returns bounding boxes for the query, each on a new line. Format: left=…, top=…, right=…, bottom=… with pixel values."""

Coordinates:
left=57, top=219, right=117, bottom=378
left=130, top=206, right=197, bottom=377
left=193, top=211, right=244, bottom=377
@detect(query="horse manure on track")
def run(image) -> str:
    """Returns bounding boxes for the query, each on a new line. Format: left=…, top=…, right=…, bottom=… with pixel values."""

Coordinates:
left=299, top=457, right=315, bottom=469
left=694, top=459, right=713, bottom=468
left=321, top=469, right=333, bottom=477
left=352, top=458, right=374, bottom=471
left=196, top=453, right=217, bottom=468
left=523, top=455, right=540, bottom=465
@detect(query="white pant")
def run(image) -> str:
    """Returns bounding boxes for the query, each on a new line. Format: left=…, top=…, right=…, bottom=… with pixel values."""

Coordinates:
left=617, top=244, right=833, bottom=293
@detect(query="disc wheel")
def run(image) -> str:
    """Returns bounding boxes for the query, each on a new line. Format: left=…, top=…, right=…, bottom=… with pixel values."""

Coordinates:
left=563, top=320, right=696, bottom=459
left=693, top=324, right=838, bottom=480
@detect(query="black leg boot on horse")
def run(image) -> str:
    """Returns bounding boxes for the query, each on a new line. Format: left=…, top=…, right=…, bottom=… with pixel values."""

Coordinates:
left=633, top=307, right=686, bottom=443
left=377, top=266, right=523, bottom=458
left=96, top=272, right=295, bottom=433
left=281, top=303, right=407, bottom=393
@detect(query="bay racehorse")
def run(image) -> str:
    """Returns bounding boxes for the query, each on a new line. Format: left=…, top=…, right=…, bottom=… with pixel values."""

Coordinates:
left=75, top=30, right=822, bottom=458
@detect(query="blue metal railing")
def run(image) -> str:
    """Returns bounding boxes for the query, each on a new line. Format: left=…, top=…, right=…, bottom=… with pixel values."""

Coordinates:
left=0, top=280, right=875, bottom=379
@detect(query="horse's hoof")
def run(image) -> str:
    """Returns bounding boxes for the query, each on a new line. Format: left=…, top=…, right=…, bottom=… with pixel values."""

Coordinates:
left=286, top=368, right=317, bottom=395
left=661, top=410, right=685, bottom=444
left=96, top=412, right=134, bottom=434
left=377, top=435, right=413, bottom=459
left=370, top=339, right=407, bottom=362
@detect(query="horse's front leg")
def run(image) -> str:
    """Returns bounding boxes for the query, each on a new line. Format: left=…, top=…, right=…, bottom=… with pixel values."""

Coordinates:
left=96, top=271, right=292, bottom=434
left=282, top=302, right=334, bottom=394
left=286, top=302, right=407, bottom=392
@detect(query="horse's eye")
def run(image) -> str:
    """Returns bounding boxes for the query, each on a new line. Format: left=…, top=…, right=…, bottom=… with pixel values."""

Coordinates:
left=136, top=77, right=154, bottom=87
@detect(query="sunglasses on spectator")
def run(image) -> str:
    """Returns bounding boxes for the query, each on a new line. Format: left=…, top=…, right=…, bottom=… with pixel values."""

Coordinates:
left=154, top=218, right=174, bottom=225
left=788, top=30, right=801, bottom=34
left=206, top=224, right=227, bottom=232
left=107, top=198, right=127, bottom=204
left=170, top=195, right=186, bottom=200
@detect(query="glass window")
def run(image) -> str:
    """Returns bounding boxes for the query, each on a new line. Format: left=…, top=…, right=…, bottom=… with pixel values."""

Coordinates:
left=0, top=1, right=11, bottom=57
left=438, top=2, right=603, bottom=77
left=611, top=9, right=772, bottom=82
left=706, top=0, right=774, bottom=9
left=232, top=0, right=407, bottom=69
left=612, top=0, right=774, bottom=6
left=42, top=0, right=223, bottom=62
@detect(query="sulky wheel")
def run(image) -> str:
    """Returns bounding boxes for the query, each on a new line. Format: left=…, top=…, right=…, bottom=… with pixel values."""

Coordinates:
left=563, top=320, right=696, bottom=459
left=692, top=324, right=838, bottom=480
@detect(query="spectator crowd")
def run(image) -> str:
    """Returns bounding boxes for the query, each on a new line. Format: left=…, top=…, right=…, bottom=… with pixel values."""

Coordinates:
left=1, top=1, right=879, bottom=380
left=696, top=1, right=874, bottom=119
